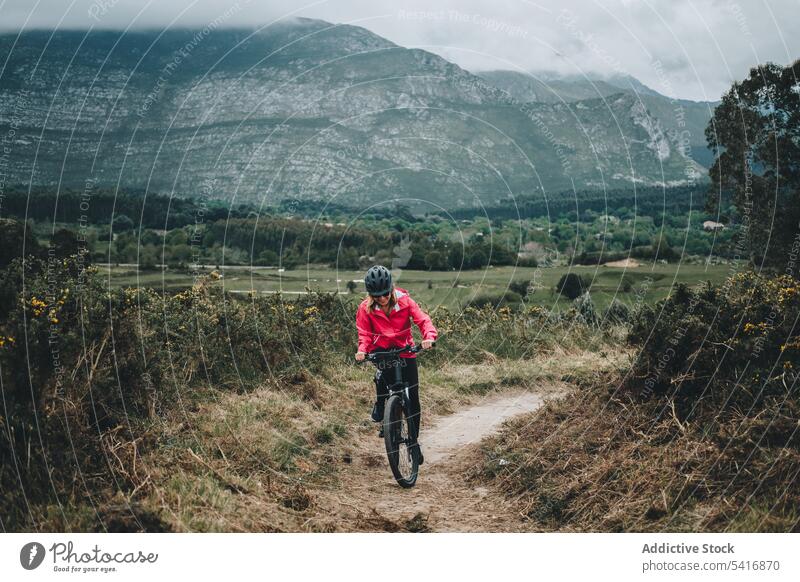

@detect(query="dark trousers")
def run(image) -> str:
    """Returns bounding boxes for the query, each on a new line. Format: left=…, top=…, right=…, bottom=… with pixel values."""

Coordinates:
left=373, top=357, right=421, bottom=441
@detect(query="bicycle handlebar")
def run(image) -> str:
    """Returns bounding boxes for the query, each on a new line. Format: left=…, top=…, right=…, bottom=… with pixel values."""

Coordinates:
left=360, top=341, right=436, bottom=363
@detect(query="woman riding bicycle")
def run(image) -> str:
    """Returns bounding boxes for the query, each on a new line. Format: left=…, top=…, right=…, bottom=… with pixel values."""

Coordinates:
left=355, top=265, right=437, bottom=463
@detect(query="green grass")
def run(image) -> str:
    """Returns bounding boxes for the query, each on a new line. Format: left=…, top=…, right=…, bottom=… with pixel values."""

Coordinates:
left=99, top=263, right=733, bottom=311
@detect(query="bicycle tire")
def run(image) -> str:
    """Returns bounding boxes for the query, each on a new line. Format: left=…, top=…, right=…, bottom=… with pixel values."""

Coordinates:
left=383, top=394, right=419, bottom=488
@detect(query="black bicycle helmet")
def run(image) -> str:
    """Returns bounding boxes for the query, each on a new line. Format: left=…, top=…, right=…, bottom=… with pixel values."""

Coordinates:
left=364, top=265, right=392, bottom=296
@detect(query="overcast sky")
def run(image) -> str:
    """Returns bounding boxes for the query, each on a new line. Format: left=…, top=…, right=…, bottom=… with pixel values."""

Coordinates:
left=1, top=0, right=797, bottom=101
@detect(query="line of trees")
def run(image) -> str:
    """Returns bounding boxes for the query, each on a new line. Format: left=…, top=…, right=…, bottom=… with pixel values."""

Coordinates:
left=446, top=185, right=717, bottom=221
left=106, top=217, right=523, bottom=270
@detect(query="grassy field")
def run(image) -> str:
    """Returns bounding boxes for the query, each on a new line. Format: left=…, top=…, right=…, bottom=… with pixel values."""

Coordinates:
left=99, top=262, right=734, bottom=311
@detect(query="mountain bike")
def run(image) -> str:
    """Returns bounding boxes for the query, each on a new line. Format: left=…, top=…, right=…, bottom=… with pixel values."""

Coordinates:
left=361, top=343, right=434, bottom=488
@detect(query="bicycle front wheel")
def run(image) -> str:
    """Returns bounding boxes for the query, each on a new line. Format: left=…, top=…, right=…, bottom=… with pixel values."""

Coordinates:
left=383, top=394, right=419, bottom=488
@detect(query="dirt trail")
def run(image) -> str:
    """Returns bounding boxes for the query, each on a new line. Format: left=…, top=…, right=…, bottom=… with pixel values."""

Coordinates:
left=423, top=392, right=545, bottom=464
left=320, top=387, right=564, bottom=532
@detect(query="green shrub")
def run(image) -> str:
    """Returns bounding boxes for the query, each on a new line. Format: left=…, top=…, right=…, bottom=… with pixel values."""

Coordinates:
left=604, top=299, right=631, bottom=324
left=628, top=272, right=800, bottom=407
left=465, top=290, right=522, bottom=309
left=509, top=279, right=532, bottom=297
left=0, top=218, right=40, bottom=269
left=621, top=276, right=633, bottom=293
left=556, top=273, right=589, bottom=300
left=574, top=292, right=598, bottom=326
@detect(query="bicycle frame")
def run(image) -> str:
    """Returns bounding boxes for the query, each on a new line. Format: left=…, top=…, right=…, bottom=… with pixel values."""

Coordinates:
left=374, top=356, right=412, bottom=409
left=366, top=344, right=426, bottom=405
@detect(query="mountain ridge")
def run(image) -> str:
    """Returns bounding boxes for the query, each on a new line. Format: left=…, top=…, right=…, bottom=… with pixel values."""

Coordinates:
left=0, top=19, right=708, bottom=210
left=476, top=69, right=716, bottom=167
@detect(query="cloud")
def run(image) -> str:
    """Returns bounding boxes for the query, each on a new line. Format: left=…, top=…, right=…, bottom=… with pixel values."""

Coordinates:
left=0, top=0, right=797, bottom=101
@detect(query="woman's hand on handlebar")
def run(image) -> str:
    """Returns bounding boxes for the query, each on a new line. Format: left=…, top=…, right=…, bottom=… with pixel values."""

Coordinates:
left=355, top=351, right=366, bottom=362
left=421, top=339, right=434, bottom=349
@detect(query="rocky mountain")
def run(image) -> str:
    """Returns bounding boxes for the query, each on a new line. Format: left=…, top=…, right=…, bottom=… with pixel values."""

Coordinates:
left=478, top=70, right=717, bottom=168
left=0, top=19, right=708, bottom=212
left=477, top=70, right=665, bottom=103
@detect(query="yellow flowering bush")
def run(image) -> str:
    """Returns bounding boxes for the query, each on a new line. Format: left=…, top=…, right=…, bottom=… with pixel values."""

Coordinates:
left=629, top=272, right=800, bottom=405
left=0, top=256, right=354, bottom=529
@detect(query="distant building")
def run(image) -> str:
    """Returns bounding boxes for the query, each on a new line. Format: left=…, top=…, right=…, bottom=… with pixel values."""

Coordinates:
left=598, top=214, right=620, bottom=225
left=703, top=221, right=725, bottom=231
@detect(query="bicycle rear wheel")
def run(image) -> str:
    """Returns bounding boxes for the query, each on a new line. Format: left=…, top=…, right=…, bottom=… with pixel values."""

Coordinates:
left=383, top=394, right=419, bottom=488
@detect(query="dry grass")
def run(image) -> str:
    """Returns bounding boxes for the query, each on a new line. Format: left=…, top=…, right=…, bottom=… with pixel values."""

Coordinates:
left=136, top=372, right=362, bottom=532
left=472, top=375, right=800, bottom=532
left=125, top=345, right=623, bottom=532
left=2, top=253, right=627, bottom=532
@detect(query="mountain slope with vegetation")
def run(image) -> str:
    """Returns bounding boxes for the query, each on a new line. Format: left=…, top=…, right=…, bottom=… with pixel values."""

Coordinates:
left=478, top=70, right=717, bottom=168
left=1, top=20, right=704, bottom=209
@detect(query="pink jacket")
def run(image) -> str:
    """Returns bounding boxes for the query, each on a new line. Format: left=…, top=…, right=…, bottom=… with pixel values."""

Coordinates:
left=356, top=287, right=438, bottom=358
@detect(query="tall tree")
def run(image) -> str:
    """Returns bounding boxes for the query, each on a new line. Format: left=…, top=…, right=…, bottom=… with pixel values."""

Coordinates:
left=706, top=60, right=800, bottom=268
left=0, top=219, right=40, bottom=269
